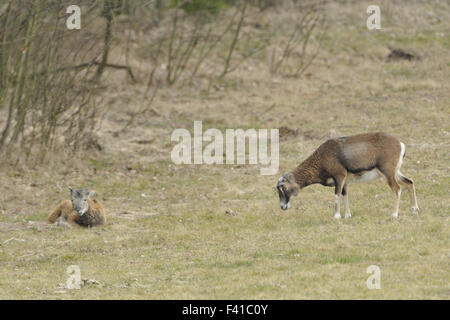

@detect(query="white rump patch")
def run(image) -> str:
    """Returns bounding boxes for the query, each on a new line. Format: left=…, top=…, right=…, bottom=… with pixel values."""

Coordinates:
left=397, top=142, right=405, bottom=174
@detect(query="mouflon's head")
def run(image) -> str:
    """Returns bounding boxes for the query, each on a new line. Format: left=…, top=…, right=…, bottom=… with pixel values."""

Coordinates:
left=69, top=187, right=94, bottom=216
left=276, top=173, right=300, bottom=211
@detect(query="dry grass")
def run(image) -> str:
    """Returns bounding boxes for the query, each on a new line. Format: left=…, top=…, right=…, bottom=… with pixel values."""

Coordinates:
left=0, top=1, right=449, bottom=299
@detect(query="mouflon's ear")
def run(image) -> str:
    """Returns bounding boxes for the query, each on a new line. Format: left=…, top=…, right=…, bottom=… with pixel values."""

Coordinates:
left=88, top=191, right=95, bottom=198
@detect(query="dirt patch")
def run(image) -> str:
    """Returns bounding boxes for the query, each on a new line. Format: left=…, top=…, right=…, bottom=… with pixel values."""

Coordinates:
left=225, top=209, right=238, bottom=216
left=279, top=126, right=299, bottom=140
left=387, top=48, right=419, bottom=62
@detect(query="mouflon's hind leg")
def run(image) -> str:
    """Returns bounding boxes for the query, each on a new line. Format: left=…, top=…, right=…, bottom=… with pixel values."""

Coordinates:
left=379, top=151, right=403, bottom=218
left=48, top=201, right=65, bottom=223
left=398, top=173, right=419, bottom=215
left=386, top=175, right=401, bottom=218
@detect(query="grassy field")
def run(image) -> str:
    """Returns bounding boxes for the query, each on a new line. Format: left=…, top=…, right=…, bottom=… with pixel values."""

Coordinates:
left=0, top=1, right=449, bottom=299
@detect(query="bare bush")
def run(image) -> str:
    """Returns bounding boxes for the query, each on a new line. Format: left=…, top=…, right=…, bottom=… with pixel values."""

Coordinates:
left=0, top=0, right=327, bottom=163
left=268, top=0, right=327, bottom=77
left=145, top=1, right=235, bottom=86
left=0, top=1, right=103, bottom=161
left=137, top=0, right=326, bottom=86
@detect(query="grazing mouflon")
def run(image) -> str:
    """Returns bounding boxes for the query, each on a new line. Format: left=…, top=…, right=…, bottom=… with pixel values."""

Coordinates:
left=276, top=132, right=418, bottom=219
